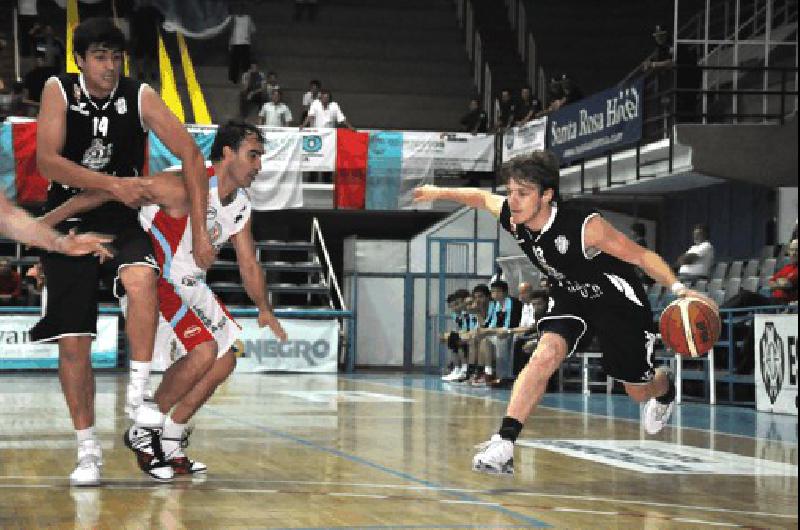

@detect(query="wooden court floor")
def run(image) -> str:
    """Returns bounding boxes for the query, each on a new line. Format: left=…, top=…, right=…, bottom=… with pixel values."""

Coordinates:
left=0, top=372, right=796, bottom=529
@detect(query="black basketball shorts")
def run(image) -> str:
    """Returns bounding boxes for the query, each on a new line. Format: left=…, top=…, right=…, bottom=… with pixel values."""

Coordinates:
left=537, top=289, right=658, bottom=384
left=30, top=225, right=158, bottom=342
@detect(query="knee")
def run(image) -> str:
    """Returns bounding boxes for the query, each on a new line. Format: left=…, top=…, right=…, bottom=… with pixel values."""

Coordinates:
left=192, top=342, right=218, bottom=373
left=526, top=334, right=568, bottom=375
left=624, top=383, right=651, bottom=403
left=119, top=266, right=157, bottom=295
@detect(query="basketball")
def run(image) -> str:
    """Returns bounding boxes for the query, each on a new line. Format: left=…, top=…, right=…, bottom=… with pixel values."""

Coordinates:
left=659, top=297, right=722, bottom=357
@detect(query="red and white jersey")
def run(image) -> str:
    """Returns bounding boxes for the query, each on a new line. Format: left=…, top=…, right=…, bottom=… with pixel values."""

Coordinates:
left=139, top=169, right=252, bottom=282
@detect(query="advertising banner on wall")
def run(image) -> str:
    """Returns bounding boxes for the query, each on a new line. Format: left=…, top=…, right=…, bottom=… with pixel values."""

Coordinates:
left=366, top=131, right=495, bottom=210
left=501, top=117, right=547, bottom=163
left=754, top=313, right=798, bottom=415
left=234, top=318, right=339, bottom=373
left=547, top=78, right=644, bottom=164
left=0, top=315, right=118, bottom=369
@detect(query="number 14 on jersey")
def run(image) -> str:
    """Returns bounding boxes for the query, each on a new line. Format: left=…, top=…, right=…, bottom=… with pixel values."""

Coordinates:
left=93, top=116, right=109, bottom=137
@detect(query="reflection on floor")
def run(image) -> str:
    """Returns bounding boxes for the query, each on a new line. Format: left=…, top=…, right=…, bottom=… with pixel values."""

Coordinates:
left=0, top=372, right=796, bottom=529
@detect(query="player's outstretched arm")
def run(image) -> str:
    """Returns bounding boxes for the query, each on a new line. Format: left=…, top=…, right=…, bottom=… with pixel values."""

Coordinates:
left=230, top=218, right=288, bottom=341
left=39, top=190, right=113, bottom=227
left=584, top=215, right=717, bottom=309
left=412, top=185, right=505, bottom=218
left=0, top=194, right=113, bottom=259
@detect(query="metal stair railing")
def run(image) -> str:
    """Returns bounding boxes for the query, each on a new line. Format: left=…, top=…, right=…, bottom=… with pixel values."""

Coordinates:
left=310, top=217, right=346, bottom=311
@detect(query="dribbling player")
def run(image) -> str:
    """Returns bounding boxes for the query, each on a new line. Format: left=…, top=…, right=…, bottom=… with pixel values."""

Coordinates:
left=413, top=152, right=716, bottom=474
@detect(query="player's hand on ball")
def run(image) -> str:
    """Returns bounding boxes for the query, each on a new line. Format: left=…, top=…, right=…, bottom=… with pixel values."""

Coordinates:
left=679, top=288, right=719, bottom=312
left=259, top=310, right=287, bottom=342
left=412, top=185, right=439, bottom=203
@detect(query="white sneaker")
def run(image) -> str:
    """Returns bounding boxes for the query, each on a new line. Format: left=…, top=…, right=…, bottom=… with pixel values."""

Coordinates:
left=441, top=366, right=461, bottom=381
left=70, top=441, right=102, bottom=486
left=472, top=434, right=514, bottom=475
left=643, top=397, right=675, bottom=435
left=80, top=438, right=103, bottom=467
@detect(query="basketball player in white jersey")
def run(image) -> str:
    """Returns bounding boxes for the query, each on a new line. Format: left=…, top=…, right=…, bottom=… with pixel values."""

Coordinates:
left=414, top=152, right=716, bottom=475
left=44, top=121, right=287, bottom=481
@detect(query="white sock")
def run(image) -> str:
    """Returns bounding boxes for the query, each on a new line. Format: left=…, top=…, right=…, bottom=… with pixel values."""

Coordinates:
left=129, top=360, right=151, bottom=387
left=135, top=405, right=166, bottom=429
left=161, top=417, right=187, bottom=458
left=485, top=366, right=493, bottom=376
left=76, top=427, right=95, bottom=444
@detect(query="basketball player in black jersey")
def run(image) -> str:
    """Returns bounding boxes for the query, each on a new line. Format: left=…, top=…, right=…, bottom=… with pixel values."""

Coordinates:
left=31, top=18, right=210, bottom=486
left=414, top=152, right=716, bottom=474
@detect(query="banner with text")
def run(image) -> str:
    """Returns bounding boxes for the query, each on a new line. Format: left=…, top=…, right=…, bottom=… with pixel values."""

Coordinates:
left=754, top=314, right=798, bottom=415
left=0, top=315, right=118, bottom=369
left=366, top=131, right=495, bottom=210
left=501, top=117, right=547, bottom=163
left=547, top=78, right=643, bottom=164
left=234, top=318, right=339, bottom=373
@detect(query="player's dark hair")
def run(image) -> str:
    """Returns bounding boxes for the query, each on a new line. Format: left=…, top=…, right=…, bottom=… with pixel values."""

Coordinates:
left=209, top=121, right=264, bottom=161
left=499, top=151, right=560, bottom=202
left=454, top=288, right=470, bottom=300
left=73, top=18, right=126, bottom=58
left=472, top=284, right=490, bottom=297
left=489, top=280, right=509, bottom=292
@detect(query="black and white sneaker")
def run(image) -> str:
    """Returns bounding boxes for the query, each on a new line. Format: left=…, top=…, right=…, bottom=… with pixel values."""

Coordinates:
left=123, top=426, right=174, bottom=482
left=164, top=427, right=208, bottom=475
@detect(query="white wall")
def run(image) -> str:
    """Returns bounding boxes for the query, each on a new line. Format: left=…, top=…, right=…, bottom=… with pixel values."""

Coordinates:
left=778, top=187, right=798, bottom=243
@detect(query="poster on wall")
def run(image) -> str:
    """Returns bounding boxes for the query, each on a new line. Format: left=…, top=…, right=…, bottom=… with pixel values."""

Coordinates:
left=233, top=318, right=339, bottom=373
left=0, top=315, right=118, bottom=369
left=501, top=117, right=547, bottom=163
left=754, top=314, right=798, bottom=415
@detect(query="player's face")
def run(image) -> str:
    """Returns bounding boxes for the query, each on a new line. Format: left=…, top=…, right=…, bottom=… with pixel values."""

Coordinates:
left=490, top=287, right=505, bottom=302
left=507, top=177, right=545, bottom=226
left=77, top=44, right=123, bottom=97
left=230, top=135, right=264, bottom=188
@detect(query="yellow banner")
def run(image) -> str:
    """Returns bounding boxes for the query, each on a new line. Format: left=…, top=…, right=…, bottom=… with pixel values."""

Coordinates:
left=158, top=34, right=185, bottom=123
left=177, top=33, right=211, bottom=124
left=66, top=0, right=79, bottom=73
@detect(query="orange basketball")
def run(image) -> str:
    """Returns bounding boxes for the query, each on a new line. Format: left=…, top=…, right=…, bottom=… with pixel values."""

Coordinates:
left=659, top=296, right=721, bottom=357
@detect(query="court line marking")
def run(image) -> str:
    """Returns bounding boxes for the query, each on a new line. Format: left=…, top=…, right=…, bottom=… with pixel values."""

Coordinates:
left=202, top=407, right=551, bottom=528
left=551, top=507, right=619, bottom=515
left=672, top=517, right=742, bottom=527
left=329, top=493, right=389, bottom=499
left=0, top=476, right=796, bottom=520
left=439, top=500, right=501, bottom=506
left=343, top=376, right=798, bottom=445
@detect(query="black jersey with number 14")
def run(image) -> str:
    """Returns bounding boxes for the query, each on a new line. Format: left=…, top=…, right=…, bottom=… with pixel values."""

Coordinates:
left=47, top=73, right=148, bottom=231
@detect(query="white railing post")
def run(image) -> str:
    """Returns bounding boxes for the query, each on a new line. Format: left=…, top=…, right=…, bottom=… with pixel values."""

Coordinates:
left=312, top=217, right=347, bottom=311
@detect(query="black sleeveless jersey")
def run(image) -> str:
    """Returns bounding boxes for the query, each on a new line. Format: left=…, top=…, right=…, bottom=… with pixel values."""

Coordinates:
left=499, top=200, right=650, bottom=310
left=47, top=73, right=148, bottom=230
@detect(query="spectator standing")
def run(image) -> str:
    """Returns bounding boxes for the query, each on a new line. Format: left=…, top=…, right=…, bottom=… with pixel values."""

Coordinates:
left=301, top=79, right=321, bottom=123
left=513, top=86, right=540, bottom=125
left=259, top=89, right=293, bottom=127
left=0, top=259, right=22, bottom=305
left=494, top=88, right=515, bottom=130
left=131, top=0, right=162, bottom=81
left=302, top=90, right=356, bottom=130
left=23, top=52, right=59, bottom=115
left=677, top=224, right=715, bottom=281
left=239, top=62, right=266, bottom=121
left=460, top=97, right=488, bottom=134
left=769, top=239, right=798, bottom=303
left=228, top=5, right=256, bottom=84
